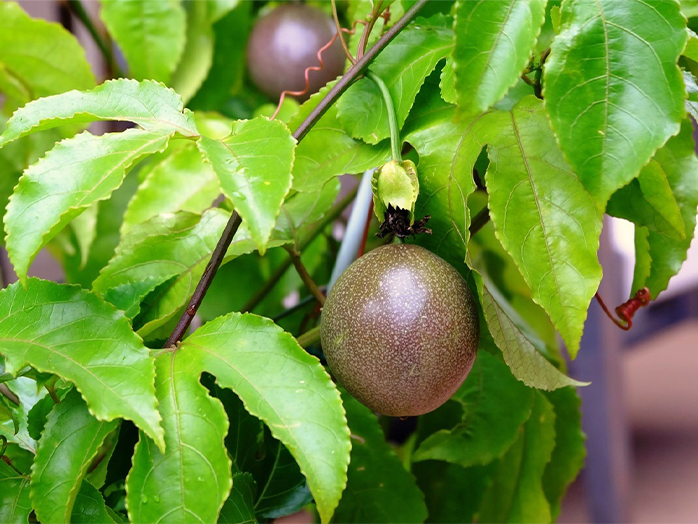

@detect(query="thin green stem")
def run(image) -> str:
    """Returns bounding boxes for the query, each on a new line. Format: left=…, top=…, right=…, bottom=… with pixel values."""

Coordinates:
left=296, top=326, right=321, bottom=348
left=366, top=71, right=402, bottom=162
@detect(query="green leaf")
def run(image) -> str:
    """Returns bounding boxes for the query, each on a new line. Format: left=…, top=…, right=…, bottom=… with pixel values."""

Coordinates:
left=0, top=376, right=47, bottom=452
left=126, top=351, right=232, bottom=524
left=607, top=159, right=685, bottom=240
left=684, top=69, right=698, bottom=121
left=685, top=28, right=698, bottom=61
left=70, top=482, right=117, bottom=524
left=5, top=128, right=171, bottom=282
left=413, top=461, right=494, bottom=523
left=453, top=0, right=546, bottom=117
left=198, top=118, right=296, bottom=251
left=479, top=392, right=556, bottom=523
left=219, top=473, right=258, bottom=524
left=0, top=2, right=94, bottom=102
left=402, top=90, right=483, bottom=268
left=543, top=388, right=585, bottom=519
left=291, top=86, right=390, bottom=193
left=544, top=0, right=688, bottom=208
left=180, top=312, right=351, bottom=524
left=0, top=460, right=31, bottom=524
left=633, top=119, right=698, bottom=298
left=0, top=79, right=197, bottom=147
left=31, top=389, right=118, bottom=524
left=100, top=0, right=186, bottom=83
left=337, top=16, right=454, bottom=144
left=121, top=141, right=220, bottom=234
left=333, top=393, right=427, bottom=523
left=94, top=209, right=231, bottom=319
left=26, top=394, right=56, bottom=440
left=483, top=96, right=602, bottom=356
left=0, top=279, right=163, bottom=448
left=481, top=277, right=589, bottom=391
left=414, top=351, right=534, bottom=466
left=680, top=0, right=698, bottom=18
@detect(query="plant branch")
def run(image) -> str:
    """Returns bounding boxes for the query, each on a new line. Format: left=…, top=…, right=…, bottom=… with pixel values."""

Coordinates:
left=65, top=0, right=122, bottom=78
left=242, top=186, right=358, bottom=313
left=165, top=212, right=242, bottom=348
left=366, top=71, right=401, bottom=161
left=285, top=246, right=326, bottom=306
left=469, top=206, right=490, bottom=237
left=292, top=0, right=429, bottom=142
left=0, top=384, right=19, bottom=406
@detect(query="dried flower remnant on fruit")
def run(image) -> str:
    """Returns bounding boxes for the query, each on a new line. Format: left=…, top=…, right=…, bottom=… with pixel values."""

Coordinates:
left=372, top=160, right=430, bottom=238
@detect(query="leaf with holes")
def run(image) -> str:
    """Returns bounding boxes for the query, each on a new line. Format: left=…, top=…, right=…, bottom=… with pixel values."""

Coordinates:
left=0, top=79, right=197, bottom=147
left=99, top=0, right=186, bottom=83
left=0, top=279, right=163, bottom=448
left=483, top=96, right=602, bottom=356
left=31, top=389, right=118, bottom=524
left=544, top=0, right=687, bottom=208
left=633, top=120, right=698, bottom=298
left=179, top=312, right=351, bottom=524
left=4, top=128, right=171, bottom=282
left=198, top=118, right=295, bottom=251
left=337, top=15, right=454, bottom=144
left=453, top=0, right=546, bottom=117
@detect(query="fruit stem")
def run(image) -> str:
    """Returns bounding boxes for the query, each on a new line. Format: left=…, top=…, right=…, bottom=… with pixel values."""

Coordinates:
left=366, top=70, right=402, bottom=162
left=285, top=246, right=326, bottom=306
left=296, top=326, right=321, bottom=348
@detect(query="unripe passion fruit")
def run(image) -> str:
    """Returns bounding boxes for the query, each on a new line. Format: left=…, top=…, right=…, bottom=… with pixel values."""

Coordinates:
left=246, top=4, right=345, bottom=101
left=321, top=244, right=480, bottom=417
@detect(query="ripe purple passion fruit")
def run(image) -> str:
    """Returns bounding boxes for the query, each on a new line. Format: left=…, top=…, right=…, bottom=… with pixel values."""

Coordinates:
left=321, top=244, right=480, bottom=417
left=246, top=3, right=345, bottom=101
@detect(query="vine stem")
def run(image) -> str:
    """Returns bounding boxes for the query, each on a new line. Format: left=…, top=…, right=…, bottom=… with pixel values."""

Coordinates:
left=165, top=0, right=428, bottom=347
left=469, top=206, right=490, bottom=237
left=0, top=384, right=19, bottom=406
left=285, top=246, right=326, bottom=306
left=65, top=0, right=122, bottom=78
left=366, top=71, right=402, bottom=162
left=331, top=0, right=355, bottom=65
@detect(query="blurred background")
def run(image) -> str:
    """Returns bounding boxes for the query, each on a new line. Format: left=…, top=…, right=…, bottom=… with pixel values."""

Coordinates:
left=4, top=2, right=698, bottom=522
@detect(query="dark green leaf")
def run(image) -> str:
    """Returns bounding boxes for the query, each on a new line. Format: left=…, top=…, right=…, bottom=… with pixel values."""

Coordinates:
left=26, top=394, right=56, bottom=441
left=31, top=389, right=118, bottom=524
left=544, top=0, right=687, bottom=208
left=543, top=388, right=586, bottom=519
left=478, top=392, right=555, bottom=523
left=633, top=119, right=698, bottom=298
left=0, top=460, right=31, bottom=524
left=414, top=351, right=534, bottom=466
left=0, top=279, right=163, bottom=448
left=100, top=0, right=186, bottom=83
left=337, top=16, right=454, bottom=144
left=333, top=393, right=427, bottom=523
left=70, top=482, right=117, bottom=524
left=219, top=473, right=258, bottom=524
left=453, top=0, right=546, bottom=117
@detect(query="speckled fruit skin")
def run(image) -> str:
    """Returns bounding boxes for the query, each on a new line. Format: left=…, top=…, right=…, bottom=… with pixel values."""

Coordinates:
left=246, top=4, right=345, bottom=101
left=321, top=244, right=480, bottom=417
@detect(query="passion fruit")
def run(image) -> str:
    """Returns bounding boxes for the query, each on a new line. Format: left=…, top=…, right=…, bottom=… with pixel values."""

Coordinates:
left=321, top=244, right=479, bottom=417
left=246, top=4, right=345, bottom=101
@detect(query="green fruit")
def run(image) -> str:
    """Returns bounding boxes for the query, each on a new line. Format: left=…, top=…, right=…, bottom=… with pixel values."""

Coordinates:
left=321, top=244, right=480, bottom=417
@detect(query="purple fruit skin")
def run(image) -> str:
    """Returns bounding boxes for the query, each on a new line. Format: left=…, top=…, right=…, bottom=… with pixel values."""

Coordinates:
left=246, top=4, right=345, bottom=101
left=321, top=244, right=480, bottom=417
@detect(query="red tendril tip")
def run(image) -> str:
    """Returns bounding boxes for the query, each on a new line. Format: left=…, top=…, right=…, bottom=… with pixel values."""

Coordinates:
left=595, top=287, right=651, bottom=331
